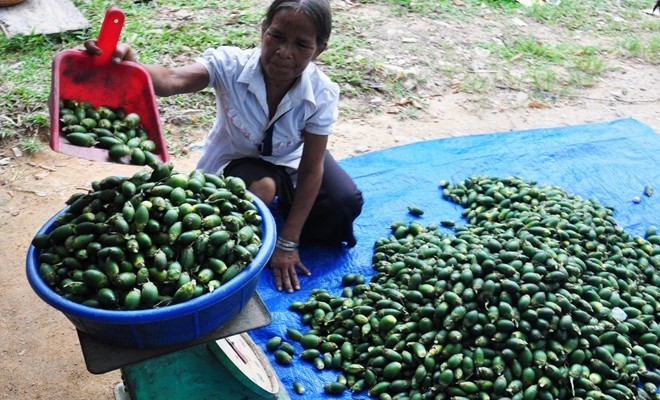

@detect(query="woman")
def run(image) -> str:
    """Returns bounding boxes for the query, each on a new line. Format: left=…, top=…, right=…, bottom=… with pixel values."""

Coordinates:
left=85, top=0, right=364, bottom=293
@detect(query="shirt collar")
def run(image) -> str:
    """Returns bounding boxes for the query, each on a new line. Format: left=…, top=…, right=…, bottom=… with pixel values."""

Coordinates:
left=237, top=48, right=264, bottom=93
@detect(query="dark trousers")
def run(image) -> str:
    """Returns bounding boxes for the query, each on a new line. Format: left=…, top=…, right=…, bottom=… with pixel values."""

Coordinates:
left=224, top=151, right=364, bottom=247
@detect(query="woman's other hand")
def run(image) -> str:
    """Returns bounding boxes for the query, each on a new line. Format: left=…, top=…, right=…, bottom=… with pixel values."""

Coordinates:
left=269, top=248, right=311, bottom=293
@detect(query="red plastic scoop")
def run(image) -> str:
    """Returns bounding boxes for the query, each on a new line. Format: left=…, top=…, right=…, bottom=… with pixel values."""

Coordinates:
left=49, top=7, right=169, bottom=163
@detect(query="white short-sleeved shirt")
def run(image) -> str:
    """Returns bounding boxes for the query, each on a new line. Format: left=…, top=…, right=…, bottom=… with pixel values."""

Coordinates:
left=194, top=47, right=340, bottom=175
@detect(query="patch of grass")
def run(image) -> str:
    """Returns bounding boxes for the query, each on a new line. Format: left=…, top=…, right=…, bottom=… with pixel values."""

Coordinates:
left=482, top=36, right=608, bottom=96
left=618, top=33, right=660, bottom=63
left=489, top=36, right=569, bottom=63
left=0, top=120, right=16, bottom=140
left=121, top=1, right=263, bottom=62
left=525, top=0, right=615, bottom=32
left=388, top=0, right=457, bottom=15
left=647, top=34, right=660, bottom=62
left=389, top=0, right=520, bottom=18
left=437, top=63, right=460, bottom=77
left=639, top=17, right=660, bottom=32
left=528, top=67, right=559, bottom=93
left=318, top=34, right=374, bottom=88
left=566, top=70, right=597, bottom=88
left=339, top=99, right=384, bottom=120
left=619, top=36, right=643, bottom=56
left=460, top=74, right=493, bottom=93
left=526, top=0, right=660, bottom=33
left=573, top=54, right=607, bottom=75
left=19, top=138, right=45, bottom=154
left=371, top=64, right=430, bottom=109
left=24, top=112, right=49, bottom=127
left=0, top=31, right=84, bottom=140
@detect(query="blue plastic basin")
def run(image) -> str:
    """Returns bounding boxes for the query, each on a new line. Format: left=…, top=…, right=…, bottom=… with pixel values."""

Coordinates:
left=26, top=194, right=275, bottom=349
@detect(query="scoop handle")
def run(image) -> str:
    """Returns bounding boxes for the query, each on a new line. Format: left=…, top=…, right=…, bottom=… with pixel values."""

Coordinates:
left=95, top=7, right=125, bottom=65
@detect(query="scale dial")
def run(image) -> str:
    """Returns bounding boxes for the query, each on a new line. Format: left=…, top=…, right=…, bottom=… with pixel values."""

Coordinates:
left=213, top=333, right=286, bottom=398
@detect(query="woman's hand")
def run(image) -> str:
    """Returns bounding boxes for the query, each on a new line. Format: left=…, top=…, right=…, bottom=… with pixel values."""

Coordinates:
left=83, top=40, right=137, bottom=63
left=269, top=248, right=311, bottom=293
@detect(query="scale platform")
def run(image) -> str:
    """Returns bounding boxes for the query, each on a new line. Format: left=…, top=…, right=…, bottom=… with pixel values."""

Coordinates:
left=75, top=292, right=288, bottom=400
left=78, top=291, right=272, bottom=374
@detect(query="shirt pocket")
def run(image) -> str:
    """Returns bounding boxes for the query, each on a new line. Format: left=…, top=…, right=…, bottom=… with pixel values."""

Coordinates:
left=271, top=118, right=305, bottom=156
left=272, top=138, right=303, bottom=157
left=220, top=92, right=259, bottom=142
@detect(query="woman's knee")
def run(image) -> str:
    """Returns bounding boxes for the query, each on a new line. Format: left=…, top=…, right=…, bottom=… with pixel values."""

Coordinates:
left=248, top=177, right=277, bottom=204
left=321, top=152, right=363, bottom=217
left=339, top=188, right=364, bottom=220
left=334, top=184, right=364, bottom=218
left=352, top=187, right=364, bottom=215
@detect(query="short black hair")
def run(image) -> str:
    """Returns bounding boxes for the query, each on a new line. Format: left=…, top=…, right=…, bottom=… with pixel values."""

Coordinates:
left=264, top=0, right=332, bottom=49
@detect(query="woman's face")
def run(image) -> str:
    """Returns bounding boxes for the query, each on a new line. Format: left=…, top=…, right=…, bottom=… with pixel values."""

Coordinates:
left=261, top=8, right=326, bottom=87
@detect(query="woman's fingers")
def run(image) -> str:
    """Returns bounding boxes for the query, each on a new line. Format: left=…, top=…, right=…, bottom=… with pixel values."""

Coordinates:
left=280, top=264, right=294, bottom=293
left=82, top=40, right=134, bottom=63
left=272, top=264, right=294, bottom=293
left=273, top=264, right=295, bottom=293
left=287, top=265, right=300, bottom=293
left=272, top=264, right=284, bottom=291
left=83, top=39, right=102, bottom=55
left=296, top=261, right=311, bottom=277
left=271, top=260, right=310, bottom=293
left=114, top=43, right=137, bottom=63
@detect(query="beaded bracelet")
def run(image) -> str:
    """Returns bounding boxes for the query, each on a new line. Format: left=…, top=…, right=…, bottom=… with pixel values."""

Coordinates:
left=276, top=236, right=299, bottom=252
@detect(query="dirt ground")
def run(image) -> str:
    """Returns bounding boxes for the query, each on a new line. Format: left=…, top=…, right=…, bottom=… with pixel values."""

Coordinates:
left=1, top=2, right=659, bottom=399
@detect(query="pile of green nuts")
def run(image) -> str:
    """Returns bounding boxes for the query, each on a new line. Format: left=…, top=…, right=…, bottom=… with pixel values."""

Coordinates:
left=270, top=175, right=659, bottom=399
left=59, top=99, right=160, bottom=165
left=32, top=161, right=263, bottom=310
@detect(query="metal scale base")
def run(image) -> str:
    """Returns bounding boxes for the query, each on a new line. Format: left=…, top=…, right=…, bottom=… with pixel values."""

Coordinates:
left=77, top=293, right=289, bottom=400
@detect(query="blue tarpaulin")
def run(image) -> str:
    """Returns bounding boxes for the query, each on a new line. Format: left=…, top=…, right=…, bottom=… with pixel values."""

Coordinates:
left=249, top=118, right=660, bottom=398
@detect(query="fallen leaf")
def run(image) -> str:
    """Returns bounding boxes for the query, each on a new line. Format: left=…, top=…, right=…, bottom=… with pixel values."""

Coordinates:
left=40, top=165, right=56, bottom=172
left=510, top=53, right=523, bottom=62
left=14, top=188, right=47, bottom=197
left=528, top=101, right=550, bottom=109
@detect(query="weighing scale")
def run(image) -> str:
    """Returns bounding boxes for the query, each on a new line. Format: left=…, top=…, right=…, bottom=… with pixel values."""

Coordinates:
left=76, top=292, right=289, bottom=400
